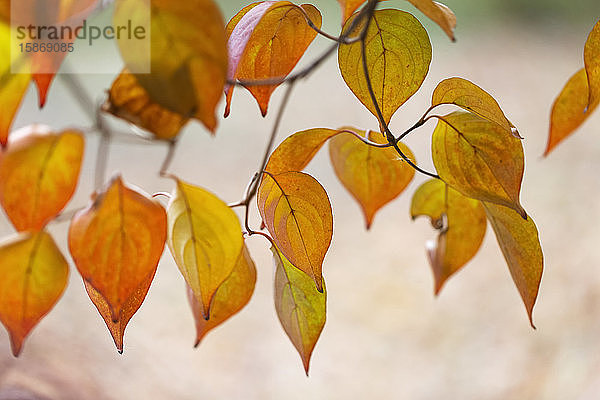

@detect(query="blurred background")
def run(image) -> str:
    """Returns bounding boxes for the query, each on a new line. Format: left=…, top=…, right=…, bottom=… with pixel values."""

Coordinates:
left=1, top=0, right=600, bottom=399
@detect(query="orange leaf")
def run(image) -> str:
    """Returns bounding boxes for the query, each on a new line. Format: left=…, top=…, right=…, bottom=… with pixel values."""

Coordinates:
left=166, top=179, right=243, bottom=319
left=411, top=179, right=486, bottom=294
left=584, top=18, right=600, bottom=108
left=482, top=202, right=543, bottom=328
left=115, top=0, right=227, bottom=132
left=545, top=69, right=599, bottom=155
left=188, top=243, right=256, bottom=347
left=338, top=9, right=432, bottom=127
left=336, top=0, right=366, bottom=24
left=265, top=128, right=340, bottom=174
left=0, top=125, right=84, bottom=231
left=329, top=128, right=415, bottom=229
left=405, top=0, right=456, bottom=41
left=257, top=171, right=332, bottom=292
left=104, top=69, right=188, bottom=140
left=0, top=231, right=68, bottom=357
left=225, top=2, right=321, bottom=117
left=68, top=176, right=167, bottom=324
left=272, top=245, right=326, bottom=375
left=431, top=111, right=526, bottom=218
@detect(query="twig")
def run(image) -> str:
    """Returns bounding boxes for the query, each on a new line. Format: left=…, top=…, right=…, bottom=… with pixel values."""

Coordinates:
left=159, top=139, right=178, bottom=178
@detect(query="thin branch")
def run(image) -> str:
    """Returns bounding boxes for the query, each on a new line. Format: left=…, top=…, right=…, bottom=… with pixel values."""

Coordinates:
left=337, top=129, right=392, bottom=148
left=297, top=6, right=362, bottom=44
left=159, top=139, right=178, bottom=178
left=396, top=104, right=440, bottom=142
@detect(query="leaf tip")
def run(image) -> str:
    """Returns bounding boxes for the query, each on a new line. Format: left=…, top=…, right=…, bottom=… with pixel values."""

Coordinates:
left=9, top=335, right=24, bottom=358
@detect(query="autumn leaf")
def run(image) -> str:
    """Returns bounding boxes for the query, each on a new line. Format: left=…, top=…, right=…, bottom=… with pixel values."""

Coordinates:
left=257, top=171, right=332, bottom=292
left=432, top=77, right=519, bottom=137
left=225, top=1, right=321, bottom=117
left=338, top=9, right=432, bottom=126
left=482, top=202, right=543, bottom=327
left=166, top=179, right=243, bottom=319
left=115, top=0, right=228, bottom=132
left=0, top=231, right=68, bottom=357
left=265, top=128, right=340, bottom=174
left=431, top=111, right=526, bottom=218
left=69, top=176, right=167, bottom=325
left=405, top=0, right=456, bottom=41
left=0, top=125, right=84, bottom=231
left=272, top=245, right=326, bottom=375
left=329, top=128, right=415, bottom=229
left=104, top=69, right=188, bottom=140
left=411, top=179, right=486, bottom=294
left=188, top=243, right=256, bottom=347
left=545, top=69, right=599, bottom=155
left=584, top=19, right=600, bottom=108
left=84, top=271, right=155, bottom=353
left=336, top=0, right=366, bottom=25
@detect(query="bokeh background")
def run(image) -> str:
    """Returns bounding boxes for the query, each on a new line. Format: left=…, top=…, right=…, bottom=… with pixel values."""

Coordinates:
left=2, top=0, right=600, bottom=399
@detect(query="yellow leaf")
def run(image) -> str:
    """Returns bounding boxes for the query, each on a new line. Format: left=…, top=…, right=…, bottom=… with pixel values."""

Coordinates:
left=188, top=242, right=256, bottom=347
left=0, top=125, right=84, bottom=231
left=0, top=231, right=68, bottom=357
left=482, top=202, right=543, bottom=328
left=431, top=111, right=526, bottom=218
left=432, top=77, right=518, bottom=136
left=338, top=9, right=432, bottom=126
left=225, top=2, right=321, bottom=117
left=68, top=176, right=167, bottom=324
left=411, top=179, right=486, bottom=294
left=104, top=69, right=188, bottom=140
left=265, top=128, right=339, bottom=174
left=257, top=171, right=332, bottom=292
left=167, top=179, right=243, bottom=319
left=405, top=0, right=456, bottom=41
left=545, top=69, right=599, bottom=155
left=115, top=0, right=228, bottom=132
left=272, top=245, right=326, bottom=375
left=584, top=19, right=600, bottom=108
left=329, top=128, right=415, bottom=229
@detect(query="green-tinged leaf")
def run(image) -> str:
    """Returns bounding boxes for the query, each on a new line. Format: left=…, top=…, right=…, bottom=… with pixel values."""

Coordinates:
left=329, top=128, right=415, bottom=228
left=257, top=171, right=332, bottom=292
left=482, top=202, right=543, bottom=327
left=167, top=179, right=243, bottom=319
left=411, top=179, right=486, bottom=294
left=188, top=242, right=256, bottom=347
left=0, top=231, right=68, bottom=357
left=272, top=245, right=326, bottom=375
left=584, top=19, right=600, bottom=108
left=338, top=9, right=432, bottom=126
left=545, top=68, right=599, bottom=155
left=405, top=0, right=456, bottom=41
left=431, top=111, right=526, bottom=217
left=432, top=77, right=518, bottom=137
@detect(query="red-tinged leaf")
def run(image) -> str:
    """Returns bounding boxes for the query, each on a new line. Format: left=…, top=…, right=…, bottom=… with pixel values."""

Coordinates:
left=482, top=202, right=543, bottom=328
left=431, top=111, right=526, bottom=218
left=166, top=179, right=243, bottom=319
left=115, top=0, right=227, bottom=132
left=329, top=129, right=415, bottom=229
left=405, top=0, right=456, bottom=41
left=545, top=68, right=599, bottom=155
left=32, top=73, right=53, bottom=108
left=265, top=128, right=340, bottom=174
left=338, top=9, right=432, bottom=127
left=225, top=1, right=321, bottom=117
left=432, top=77, right=519, bottom=137
left=257, top=171, right=332, bottom=292
left=584, top=19, right=600, bottom=108
left=104, top=69, right=188, bottom=140
left=188, top=243, right=256, bottom=347
left=0, top=231, right=68, bottom=357
left=272, top=245, right=326, bottom=375
left=0, top=125, right=84, bottom=231
left=69, top=176, right=167, bottom=323
left=84, top=271, right=155, bottom=353
left=411, top=179, right=486, bottom=294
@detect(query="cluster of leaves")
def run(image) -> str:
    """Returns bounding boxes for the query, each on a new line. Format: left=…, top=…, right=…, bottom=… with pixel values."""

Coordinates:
left=0, top=0, right=547, bottom=374
left=545, top=18, right=600, bottom=155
